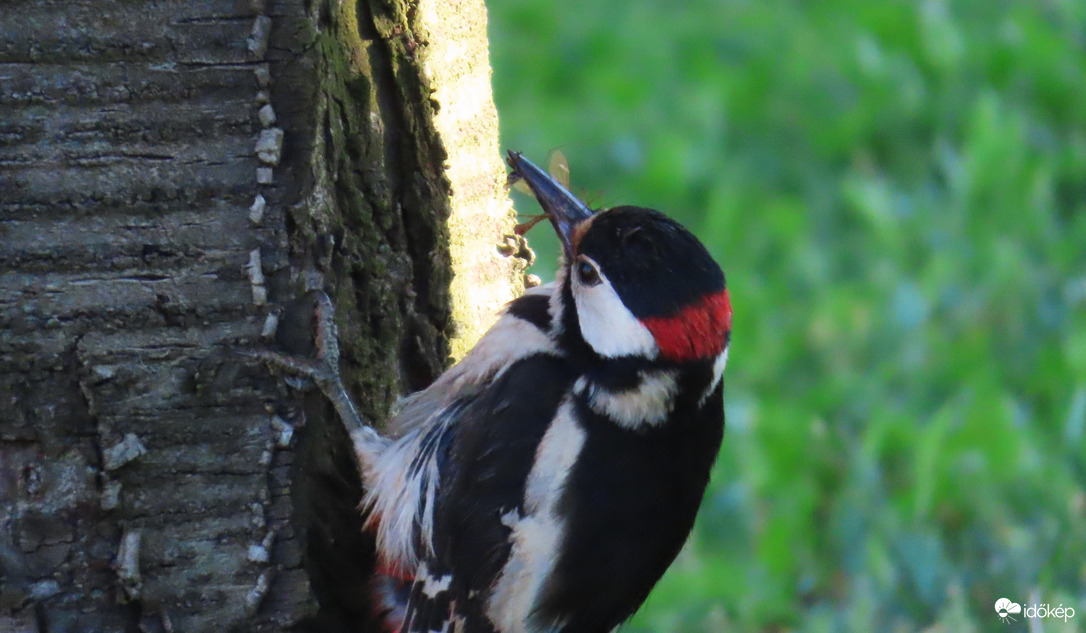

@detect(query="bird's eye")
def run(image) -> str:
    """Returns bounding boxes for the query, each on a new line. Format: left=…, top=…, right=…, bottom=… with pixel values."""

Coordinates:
left=576, top=260, right=601, bottom=287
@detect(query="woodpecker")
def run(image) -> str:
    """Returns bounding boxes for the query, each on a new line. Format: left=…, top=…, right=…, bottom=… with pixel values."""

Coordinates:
left=262, top=152, right=732, bottom=633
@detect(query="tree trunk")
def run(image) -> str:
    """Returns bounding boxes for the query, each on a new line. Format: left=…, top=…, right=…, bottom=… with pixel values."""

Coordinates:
left=0, top=0, right=527, bottom=630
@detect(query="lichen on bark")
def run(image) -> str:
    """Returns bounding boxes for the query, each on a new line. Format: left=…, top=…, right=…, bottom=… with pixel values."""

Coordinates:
left=0, top=0, right=526, bottom=630
left=267, top=0, right=531, bottom=628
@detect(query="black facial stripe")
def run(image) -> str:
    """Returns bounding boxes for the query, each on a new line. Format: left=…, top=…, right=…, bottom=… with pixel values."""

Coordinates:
left=579, top=355, right=718, bottom=408
left=557, top=275, right=595, bottom=361
left=576, top=206, right=725, bottom=319
left=582, top=356, right=656, bottom=391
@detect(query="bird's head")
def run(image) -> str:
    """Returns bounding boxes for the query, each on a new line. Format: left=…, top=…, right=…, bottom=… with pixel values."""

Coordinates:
left=507, top=152, right=731, bottom=368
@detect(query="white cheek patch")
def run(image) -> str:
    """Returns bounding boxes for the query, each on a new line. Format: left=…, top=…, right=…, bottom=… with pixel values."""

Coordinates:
left=699, top=346, right=729, bottom=407
left=572, top=266, right=658, bottom=359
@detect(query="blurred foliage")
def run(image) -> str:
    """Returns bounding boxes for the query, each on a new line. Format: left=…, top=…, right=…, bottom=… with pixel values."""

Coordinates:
left=487, top=0, right=1086, bottom=630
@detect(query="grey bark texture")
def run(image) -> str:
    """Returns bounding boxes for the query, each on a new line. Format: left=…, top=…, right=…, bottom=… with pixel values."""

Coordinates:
left=0, top=0, right=529, bottom=631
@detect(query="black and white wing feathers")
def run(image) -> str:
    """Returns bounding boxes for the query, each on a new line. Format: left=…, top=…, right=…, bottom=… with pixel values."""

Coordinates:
left=400, top=352, right=576, bottom=632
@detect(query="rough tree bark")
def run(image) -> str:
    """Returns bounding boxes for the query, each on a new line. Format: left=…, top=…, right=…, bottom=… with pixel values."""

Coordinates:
left=0, top=0, right=530, bottom=631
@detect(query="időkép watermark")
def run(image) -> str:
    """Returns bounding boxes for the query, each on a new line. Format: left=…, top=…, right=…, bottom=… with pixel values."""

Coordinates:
left=995, top=598, right=1075, bottom=624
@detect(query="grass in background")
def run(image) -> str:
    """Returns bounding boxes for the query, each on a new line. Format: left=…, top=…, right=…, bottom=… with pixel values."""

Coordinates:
left=488, top=0, right=1086, bottom=630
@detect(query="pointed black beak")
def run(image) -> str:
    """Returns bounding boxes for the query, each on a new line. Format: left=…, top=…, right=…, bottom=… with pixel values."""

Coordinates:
left=506, top=151, right=595, bottom=256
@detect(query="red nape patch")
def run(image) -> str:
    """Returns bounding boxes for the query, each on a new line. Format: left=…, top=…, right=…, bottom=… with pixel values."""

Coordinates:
left=640, top=289, right=732, bottom=361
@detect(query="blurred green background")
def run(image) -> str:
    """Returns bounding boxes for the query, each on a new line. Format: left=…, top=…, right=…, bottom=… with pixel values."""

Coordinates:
left=487, top=0, right=1086, bottom=631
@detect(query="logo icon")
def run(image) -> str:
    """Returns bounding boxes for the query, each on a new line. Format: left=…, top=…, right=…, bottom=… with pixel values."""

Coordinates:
left=995, top=598, right=1022, bottom=623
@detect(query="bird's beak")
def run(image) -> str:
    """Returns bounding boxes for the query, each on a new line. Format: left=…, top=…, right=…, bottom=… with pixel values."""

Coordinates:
left=506, top=151, right=595, bottom=256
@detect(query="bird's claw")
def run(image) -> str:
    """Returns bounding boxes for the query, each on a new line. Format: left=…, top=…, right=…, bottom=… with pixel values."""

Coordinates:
left=248, top=292, right=368, bottom=433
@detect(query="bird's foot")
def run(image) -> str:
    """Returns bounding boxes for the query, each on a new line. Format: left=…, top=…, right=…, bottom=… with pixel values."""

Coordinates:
left=251, top=292, right=368, bottom=434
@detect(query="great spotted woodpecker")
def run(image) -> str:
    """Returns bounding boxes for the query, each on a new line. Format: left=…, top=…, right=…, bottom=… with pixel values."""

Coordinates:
left=262, top=152, right=732, bottom=632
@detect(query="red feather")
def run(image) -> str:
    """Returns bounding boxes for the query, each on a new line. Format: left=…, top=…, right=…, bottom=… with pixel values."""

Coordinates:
left=640, top=289, right=731, bottom=361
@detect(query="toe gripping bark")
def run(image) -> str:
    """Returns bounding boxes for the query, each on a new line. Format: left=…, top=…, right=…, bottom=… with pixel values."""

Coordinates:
left=255, top=292, right=381, bottom=447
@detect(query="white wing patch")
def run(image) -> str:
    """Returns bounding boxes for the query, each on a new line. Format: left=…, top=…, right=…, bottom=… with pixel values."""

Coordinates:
left=574, top=370, right=680, bottom=430
left=358, top=299, right=561, bottom=572
left=418, top=562, right=452, bottom=598
left=487, top=398, right=584, bottom=633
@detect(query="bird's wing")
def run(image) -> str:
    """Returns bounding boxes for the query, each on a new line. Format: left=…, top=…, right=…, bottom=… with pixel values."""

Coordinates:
left=397, top=353, right=576, bottom=633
